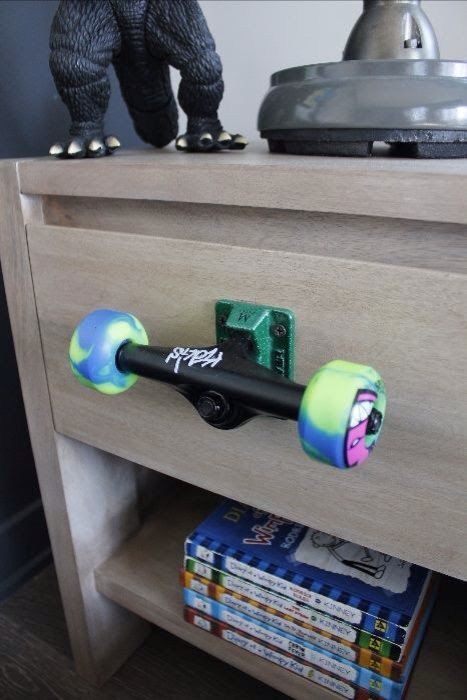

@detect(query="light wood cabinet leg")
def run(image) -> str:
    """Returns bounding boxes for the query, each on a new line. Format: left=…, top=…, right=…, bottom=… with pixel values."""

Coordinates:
left=53, top=434, right=150, bottom=684
left=0, top=163, right=149, bottom=685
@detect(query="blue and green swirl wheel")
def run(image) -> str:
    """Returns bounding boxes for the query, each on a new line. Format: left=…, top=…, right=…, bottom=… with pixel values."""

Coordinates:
left=69, top=309, right=148, bottom=395
left=298, top=360, right=386, bottom=469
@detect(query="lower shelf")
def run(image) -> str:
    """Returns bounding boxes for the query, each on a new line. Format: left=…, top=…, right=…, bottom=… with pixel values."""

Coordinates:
left=95, top=484, right=466, bottom=700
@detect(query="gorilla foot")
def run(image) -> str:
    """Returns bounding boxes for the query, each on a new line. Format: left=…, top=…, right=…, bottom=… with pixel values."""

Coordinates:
left=49, top=135, right=121, bottom=159
left=175, top=119, right=248, bottom=153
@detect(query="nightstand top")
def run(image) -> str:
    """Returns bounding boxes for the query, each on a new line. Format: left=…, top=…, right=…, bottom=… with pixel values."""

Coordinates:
left=5, top=143, right=467, bottom=224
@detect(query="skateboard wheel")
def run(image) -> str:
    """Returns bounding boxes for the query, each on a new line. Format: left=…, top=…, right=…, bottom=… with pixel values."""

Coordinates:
left=298, top=360, right=386, bottom=468
left=69, top=309, right=148, bottom=394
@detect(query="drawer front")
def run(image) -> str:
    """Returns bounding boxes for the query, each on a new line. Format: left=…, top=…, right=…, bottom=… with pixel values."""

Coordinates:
left=27, top=223, right=466, bottom=579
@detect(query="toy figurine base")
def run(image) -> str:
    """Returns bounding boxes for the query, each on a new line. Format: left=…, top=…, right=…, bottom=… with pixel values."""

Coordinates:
left=258, top=59, right=467, bottom=159
left=264, top=128, right=467, bottom=158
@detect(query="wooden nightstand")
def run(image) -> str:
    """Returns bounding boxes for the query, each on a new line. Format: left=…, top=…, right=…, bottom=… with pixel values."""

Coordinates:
left=0, top=148, right=465, bottom=698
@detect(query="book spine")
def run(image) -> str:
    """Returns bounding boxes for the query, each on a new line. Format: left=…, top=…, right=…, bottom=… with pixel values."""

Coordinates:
left=182, top=568, right=360, bottom=662
left=184, top=588, right=400, bottom=700
left=186, top=538, right=405, bottom=643
left=184, top=606, right=371, bottom=700
left=181, top=569, right=402, bottom=680
left=185, top=556, right=403, bottom=662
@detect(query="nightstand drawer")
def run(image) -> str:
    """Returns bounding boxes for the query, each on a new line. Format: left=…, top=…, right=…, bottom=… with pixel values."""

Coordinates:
left=27, top=222, right=466, bottom=579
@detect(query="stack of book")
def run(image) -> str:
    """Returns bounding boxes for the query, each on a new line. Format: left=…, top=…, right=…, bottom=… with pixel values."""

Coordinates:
left=181, top=500, right=435, bottom=699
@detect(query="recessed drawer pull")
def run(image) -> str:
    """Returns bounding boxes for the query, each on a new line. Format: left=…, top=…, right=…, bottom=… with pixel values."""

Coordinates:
left=69, top=308, right=386, bottom=469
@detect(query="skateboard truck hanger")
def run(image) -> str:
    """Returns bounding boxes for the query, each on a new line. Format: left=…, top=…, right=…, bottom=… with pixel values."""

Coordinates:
left=258, top=0, right=467, bottom=158
left=68, top=302, right=386, bottom=469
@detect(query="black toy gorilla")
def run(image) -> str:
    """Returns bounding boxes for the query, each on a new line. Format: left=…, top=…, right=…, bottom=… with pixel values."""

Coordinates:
left=49, top=0, right=247, bottom=157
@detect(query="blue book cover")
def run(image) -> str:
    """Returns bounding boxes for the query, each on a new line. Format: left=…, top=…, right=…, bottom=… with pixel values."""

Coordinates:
left=183, top=587, right=435, bottom=700
left=185, top=500, right=430, bottom=633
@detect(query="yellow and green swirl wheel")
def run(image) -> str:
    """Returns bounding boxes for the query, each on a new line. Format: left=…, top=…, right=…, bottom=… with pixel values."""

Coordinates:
left=298, top=360, right=386, bottom=468
left=69, top=308, right=148, bottom=395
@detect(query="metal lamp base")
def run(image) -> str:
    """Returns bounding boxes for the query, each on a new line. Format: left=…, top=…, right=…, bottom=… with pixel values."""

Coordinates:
left=258, top=60, right=467, bottom=158
left=265, top=128, right=467, bottom=158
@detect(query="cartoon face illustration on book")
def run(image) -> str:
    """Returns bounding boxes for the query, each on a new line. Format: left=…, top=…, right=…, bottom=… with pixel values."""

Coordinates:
left=293, top=531, right=411, bottom=593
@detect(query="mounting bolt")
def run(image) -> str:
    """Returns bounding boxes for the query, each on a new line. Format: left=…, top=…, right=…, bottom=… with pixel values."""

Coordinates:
left=271, top=323, right=287, bottom=338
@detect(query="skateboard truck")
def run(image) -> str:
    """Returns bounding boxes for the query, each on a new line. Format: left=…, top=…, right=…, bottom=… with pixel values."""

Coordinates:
left=68, top=303, right=386, bottom=468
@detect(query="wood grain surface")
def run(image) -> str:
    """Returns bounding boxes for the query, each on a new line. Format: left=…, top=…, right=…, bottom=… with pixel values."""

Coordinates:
left=42, top=196, right=467, bottom=275
left=0, top=165, right=148, bottom=685
left=18, top=147, right=467, bottom=224
left=27, top=223, right=467, bottom=579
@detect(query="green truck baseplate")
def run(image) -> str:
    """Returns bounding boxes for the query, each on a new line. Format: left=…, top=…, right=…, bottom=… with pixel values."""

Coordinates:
left=215, top=300, right=294, bottom=380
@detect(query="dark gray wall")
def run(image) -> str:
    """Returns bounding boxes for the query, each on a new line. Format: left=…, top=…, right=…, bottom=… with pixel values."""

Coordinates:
left=0, top=0, right=141, bottom=600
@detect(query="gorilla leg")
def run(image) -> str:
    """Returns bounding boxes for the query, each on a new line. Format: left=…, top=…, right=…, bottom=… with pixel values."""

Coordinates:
left=112, top=0, right=178, bottom=149
left=49, top=0, right=121, bottom=158
left=146, top=0, right=247, bottom=152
